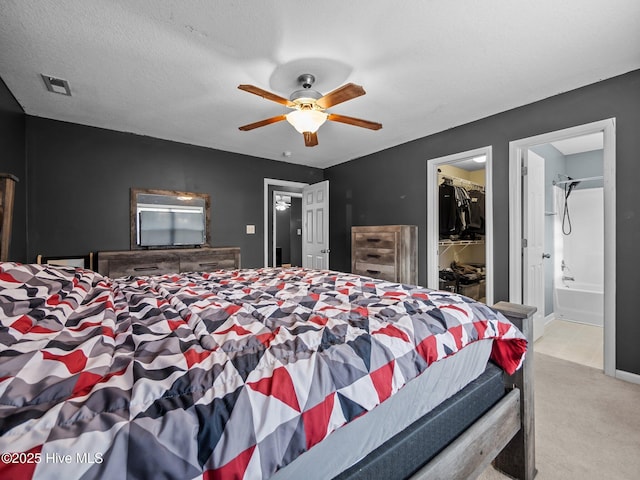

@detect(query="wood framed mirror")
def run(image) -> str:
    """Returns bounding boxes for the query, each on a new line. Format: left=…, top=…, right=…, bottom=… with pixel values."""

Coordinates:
left=130, top=188, right=211, bottom=250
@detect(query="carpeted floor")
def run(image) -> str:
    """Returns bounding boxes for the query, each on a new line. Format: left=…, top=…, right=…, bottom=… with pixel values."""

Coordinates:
left=479, top=352, right=640, bottom=479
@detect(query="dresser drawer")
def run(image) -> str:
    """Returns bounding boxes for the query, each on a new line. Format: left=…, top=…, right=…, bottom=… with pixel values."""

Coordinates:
left=353, top=262, right=397, bottom=282
left=180, top=251, right=238, bottom=272
left=353, top=232, right=397, bottom=250
left=107, top=256, right=180, bottom=278
left=353, top=248, right=396, bottom=266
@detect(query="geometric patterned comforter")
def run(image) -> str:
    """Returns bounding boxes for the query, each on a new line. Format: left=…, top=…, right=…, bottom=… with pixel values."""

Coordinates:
left=0, top=263, right=527, bottom=480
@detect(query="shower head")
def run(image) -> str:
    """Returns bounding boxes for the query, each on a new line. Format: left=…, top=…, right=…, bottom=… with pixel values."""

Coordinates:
left=561, top=177, right=580, bottom=235
left=566, top=178, right=581, bottom=196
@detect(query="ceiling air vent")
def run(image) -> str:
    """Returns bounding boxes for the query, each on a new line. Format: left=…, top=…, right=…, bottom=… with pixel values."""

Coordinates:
left=41, top=74, right=71, bottom=96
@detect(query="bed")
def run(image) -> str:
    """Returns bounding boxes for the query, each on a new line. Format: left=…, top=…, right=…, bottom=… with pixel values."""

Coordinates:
left=0, top=263, right=533, bottom=479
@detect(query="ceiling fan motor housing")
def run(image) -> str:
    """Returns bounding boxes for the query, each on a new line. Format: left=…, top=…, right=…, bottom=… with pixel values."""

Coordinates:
left=290, top=89, right=322, bottom=103
left=290, top=74, right=322, bottom=103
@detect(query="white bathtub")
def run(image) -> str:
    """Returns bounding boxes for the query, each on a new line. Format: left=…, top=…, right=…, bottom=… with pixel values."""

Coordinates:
left=554, top=282, right=603, bottom=326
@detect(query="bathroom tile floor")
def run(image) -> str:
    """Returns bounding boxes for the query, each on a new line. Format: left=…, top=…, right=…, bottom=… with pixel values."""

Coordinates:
left=534, top=318, right=603, bottom=370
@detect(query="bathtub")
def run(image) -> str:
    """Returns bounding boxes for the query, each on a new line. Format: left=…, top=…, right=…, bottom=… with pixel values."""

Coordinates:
left=554, top=282, right=603, bottom=327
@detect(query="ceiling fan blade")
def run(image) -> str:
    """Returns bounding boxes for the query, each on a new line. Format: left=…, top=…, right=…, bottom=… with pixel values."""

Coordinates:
left=238, top=84, right=295, bottom=107
left=316, top=83, right=366, bottom=109
left=239, top=115, right=287, bottom=131
left=303, top=131, right=318, bottom=147
left=327, top=113, right=382, bottom=130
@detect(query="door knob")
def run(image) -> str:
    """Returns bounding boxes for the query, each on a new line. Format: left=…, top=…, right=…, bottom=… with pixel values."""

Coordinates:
left=321, top=249, right=330, bottom=253
left=542, top=253, right=551, bottom=259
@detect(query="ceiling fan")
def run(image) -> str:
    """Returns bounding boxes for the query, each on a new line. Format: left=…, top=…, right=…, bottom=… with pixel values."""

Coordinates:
left=238, top=74, right=382, bottom=147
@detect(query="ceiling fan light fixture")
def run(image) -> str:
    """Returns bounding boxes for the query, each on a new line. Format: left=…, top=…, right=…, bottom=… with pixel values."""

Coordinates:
left=238, top=76, right=381, bottom=146
left=275, top=194, right=291, bottom=211
left=286, top=109, right=328, bottom=134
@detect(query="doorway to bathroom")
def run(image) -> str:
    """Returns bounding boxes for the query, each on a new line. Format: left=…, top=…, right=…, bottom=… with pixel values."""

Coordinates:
left=509, top=119, right=615, bottom=376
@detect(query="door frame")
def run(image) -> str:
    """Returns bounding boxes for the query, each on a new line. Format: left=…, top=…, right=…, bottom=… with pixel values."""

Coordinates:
left=508, top=118, right=616, bottom=377
left=263, top=178, right=308, bottom=267
left=426, top=146, right=494, bottom=305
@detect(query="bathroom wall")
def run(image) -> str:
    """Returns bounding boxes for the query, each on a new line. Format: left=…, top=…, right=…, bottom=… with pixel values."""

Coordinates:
left=566, top=150, right=604, bottom=189
left=559, top=150, right=604, bottom=289
left=559, top=187, right=604, bottom=290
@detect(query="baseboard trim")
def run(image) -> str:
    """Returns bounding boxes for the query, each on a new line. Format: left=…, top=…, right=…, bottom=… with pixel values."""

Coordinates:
left=615, top=369, right=640, bottom=385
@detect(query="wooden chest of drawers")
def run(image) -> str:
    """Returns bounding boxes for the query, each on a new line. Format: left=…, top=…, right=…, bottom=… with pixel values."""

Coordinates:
left=97, top=247, right=241, bottom=278
left=351, top=225, right=417, bottom=284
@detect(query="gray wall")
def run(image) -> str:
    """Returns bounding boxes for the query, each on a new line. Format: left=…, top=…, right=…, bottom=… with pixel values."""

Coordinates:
left=24, top=116, right=323, bottom=268
left=0, top=78, right=26, bottom=261
left=5, top=69, right=640, bottom=376
left=325, top=69, right=640, bottom=376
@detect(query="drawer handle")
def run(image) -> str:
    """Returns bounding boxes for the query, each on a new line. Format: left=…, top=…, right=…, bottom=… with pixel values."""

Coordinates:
left=366, top=238, right=381, bottom=243
left=199, top=262, right=219, bottom=268
left=366, top=269, right=381, bottom=275
left=366, top=254, right=381, bottom=259
left=133, top=266, right=159, bottom=271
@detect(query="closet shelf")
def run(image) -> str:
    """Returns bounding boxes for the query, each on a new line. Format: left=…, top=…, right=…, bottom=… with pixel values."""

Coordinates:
left=439, top=240, right=484, bottom=245
left=438, top=239, right=484, bottom=254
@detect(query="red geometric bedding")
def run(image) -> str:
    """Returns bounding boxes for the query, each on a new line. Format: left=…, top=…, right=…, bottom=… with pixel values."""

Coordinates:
left=0, top=263, right=527, bottom=479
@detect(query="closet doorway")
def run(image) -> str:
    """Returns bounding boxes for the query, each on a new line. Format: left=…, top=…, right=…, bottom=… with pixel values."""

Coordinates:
left=426, top=146, right=494, bottom=305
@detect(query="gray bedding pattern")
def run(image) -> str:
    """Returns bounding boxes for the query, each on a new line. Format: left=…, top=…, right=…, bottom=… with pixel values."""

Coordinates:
left=0, top=263, right=527, bottom=479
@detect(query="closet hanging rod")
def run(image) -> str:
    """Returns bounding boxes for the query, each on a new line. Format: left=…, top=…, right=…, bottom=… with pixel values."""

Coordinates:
left=553, top=175, right=603, bottom=186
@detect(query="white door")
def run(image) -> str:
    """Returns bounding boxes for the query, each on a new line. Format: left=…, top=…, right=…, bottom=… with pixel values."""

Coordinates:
left=523, top=150, right=546, bottom=341
left=302, top=180, right=329, bottom=269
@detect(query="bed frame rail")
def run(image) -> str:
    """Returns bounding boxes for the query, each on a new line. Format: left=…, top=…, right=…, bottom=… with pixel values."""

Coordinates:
left=410, top=301, right=536, bottom=480
left=412, top=388, right=521, bottom=479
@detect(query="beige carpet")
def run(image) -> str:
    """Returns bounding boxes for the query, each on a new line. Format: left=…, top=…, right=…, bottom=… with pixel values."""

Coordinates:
left=479, top=352, right=640, bottom=480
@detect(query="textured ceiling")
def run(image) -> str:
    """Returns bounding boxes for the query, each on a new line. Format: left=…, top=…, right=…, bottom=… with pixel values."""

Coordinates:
left=1, top=0, right=639, bottom=168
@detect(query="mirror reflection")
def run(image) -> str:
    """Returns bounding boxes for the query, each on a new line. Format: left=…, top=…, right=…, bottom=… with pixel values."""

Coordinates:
left=130, top=188, right=211, bottom=249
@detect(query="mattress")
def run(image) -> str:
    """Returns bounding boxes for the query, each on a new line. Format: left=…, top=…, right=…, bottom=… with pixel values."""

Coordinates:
left=272, top=338, right=493, bottom=480
left=0, top=264, right=527, bottom=480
